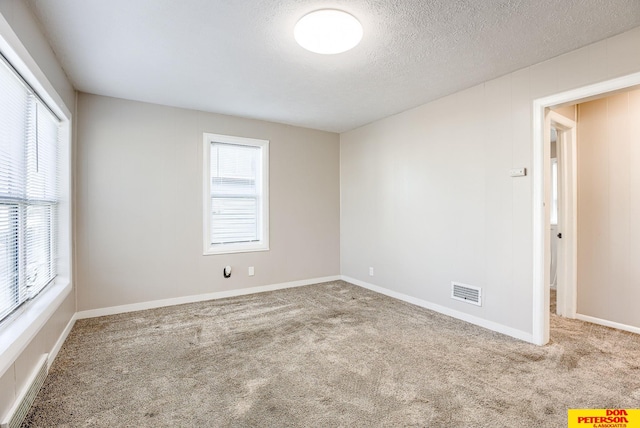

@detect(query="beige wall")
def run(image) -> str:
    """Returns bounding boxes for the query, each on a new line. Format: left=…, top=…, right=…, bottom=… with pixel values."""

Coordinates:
left=553, top=105, right=577, bottom=122
left=340, top=26, right=640, bottom=338
left=577, top=89, right=640, bottom=327
left=75, top=93, right=340, bottom=311
left=0, top=0, right=76, bottom=420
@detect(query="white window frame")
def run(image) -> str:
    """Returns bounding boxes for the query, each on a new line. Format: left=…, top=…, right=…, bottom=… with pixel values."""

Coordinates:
left=202, top=133, right=269, bottom=255
left=0, top=13, right=72, bottom=378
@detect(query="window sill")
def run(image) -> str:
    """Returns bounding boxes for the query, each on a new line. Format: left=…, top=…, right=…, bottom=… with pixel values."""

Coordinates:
left=0, top=278, right=71, bottom=378
left=203, top=244, right=270, bottom=256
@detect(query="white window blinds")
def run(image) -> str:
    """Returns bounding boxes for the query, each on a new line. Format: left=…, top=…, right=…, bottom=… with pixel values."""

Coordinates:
left=210, top=142, right=261, bottom=244
left=0, top=56, right=59, bottom=322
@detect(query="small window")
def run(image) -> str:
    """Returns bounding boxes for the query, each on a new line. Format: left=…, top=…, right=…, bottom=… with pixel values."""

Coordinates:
left=203, top=133, right=269, bottom=255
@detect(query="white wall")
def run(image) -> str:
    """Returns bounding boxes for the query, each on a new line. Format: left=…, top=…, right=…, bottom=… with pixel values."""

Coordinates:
left=0, top=0, right=75, bottom=420
left=577, top=89, right=640, bottom=328
left=340, top=26, right=640, bottom=340
left=75, top=93, right=340, bottom=312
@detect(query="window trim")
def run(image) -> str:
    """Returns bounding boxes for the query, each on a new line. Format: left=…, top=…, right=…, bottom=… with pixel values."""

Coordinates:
left=202, top=133, right=269, bottom=255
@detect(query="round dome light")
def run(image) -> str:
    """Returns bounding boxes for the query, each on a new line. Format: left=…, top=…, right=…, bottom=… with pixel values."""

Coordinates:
left=294, top=9, right=363, bottom=54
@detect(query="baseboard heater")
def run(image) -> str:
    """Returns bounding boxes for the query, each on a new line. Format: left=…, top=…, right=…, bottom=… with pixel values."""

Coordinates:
left=451, top=282, right=482, bottom=306
left=1, top=354, right=48, bottom=428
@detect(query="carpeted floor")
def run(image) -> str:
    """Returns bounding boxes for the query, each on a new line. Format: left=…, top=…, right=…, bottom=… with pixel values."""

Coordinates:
left=23, top=281, right=640, bottom=427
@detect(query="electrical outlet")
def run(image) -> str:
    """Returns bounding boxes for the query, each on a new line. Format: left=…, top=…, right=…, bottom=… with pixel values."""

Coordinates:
left=369, top=267, right=374, bottom=276
left=248, top=266, right=255, bottom=276
left=510, top=167, right=526, bottom=177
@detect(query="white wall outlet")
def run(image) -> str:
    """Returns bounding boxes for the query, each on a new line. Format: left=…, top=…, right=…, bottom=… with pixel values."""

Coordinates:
left=369, top=267, right=374, bottom=276
left=248, top=266, right=255, bottom=276
left=510, top=167, right=527, bottom=177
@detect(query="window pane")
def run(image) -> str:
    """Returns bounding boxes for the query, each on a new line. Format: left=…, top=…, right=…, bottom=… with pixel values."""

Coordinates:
left=210, top=142, right=261, bottom=245
left=0, top=60, right=29, bottom=199
left=211, top=197, right=258, bottom=244
left=211, top=143, right=259, bottom=184
left=0, top=205, right=19, bottom=320
left=26, top=102, right=58, bottom=201
left=25, top=204, right=55, bottom=295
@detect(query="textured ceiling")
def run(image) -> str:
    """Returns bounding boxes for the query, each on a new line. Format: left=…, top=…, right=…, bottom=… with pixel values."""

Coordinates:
left=26, top=0, right=640, bottom=133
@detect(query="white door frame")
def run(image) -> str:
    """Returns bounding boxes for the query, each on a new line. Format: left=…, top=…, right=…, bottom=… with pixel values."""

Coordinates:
left=548, top=111, right=576, bottom=319
left=532, top=71, right=640, bottom=345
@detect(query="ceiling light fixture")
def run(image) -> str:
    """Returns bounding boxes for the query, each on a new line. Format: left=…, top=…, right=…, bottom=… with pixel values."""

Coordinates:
left=294, top=9, right=363, bottom=54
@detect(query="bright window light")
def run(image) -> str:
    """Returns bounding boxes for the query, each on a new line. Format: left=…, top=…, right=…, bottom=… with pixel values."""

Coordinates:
left=294, top=9, right=363, bottom=55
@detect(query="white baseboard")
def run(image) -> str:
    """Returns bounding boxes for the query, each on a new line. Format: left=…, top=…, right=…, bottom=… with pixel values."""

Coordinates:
left=575, top=313, right=640, bottom=335
left=342, top=275, right=534, bottom=344
left=48, top=313, right=77, bottom=370
left=76, top=275, right=342, bottom=319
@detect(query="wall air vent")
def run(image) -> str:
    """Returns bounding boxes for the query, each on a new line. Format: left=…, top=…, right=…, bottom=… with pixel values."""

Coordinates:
left=451, top=282, right=482, bottom=306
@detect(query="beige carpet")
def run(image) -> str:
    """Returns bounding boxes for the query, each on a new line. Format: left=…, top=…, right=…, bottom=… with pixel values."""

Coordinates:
left=23, top=281, right=640, bottom=427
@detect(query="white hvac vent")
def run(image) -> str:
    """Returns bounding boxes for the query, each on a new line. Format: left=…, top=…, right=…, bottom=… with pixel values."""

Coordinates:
left=1, top=354, right=48, bottom=428
left=451, top=282, right=482, bottom=306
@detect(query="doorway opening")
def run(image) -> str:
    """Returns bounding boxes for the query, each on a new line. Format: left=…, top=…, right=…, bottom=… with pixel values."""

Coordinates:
left=550, top=128, right=558, bottom=314
left=532, top=71, right=640, bottom=345
left=547, top=112, right=576, bottom=323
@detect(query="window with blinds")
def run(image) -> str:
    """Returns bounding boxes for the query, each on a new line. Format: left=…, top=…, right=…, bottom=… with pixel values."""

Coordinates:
left=203, top=134, right=269, bottom=255
left=0, top=55, right=60, bottom=323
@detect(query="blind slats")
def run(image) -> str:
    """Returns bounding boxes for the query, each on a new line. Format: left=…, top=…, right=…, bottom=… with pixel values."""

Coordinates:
left=0, top=56, right=59, bottom=322
left=209, top=143, right=261, bottom=245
